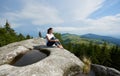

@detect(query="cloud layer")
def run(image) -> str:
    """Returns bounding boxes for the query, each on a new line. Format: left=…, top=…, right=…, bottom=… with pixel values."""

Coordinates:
left=54, top=14, right=120, bottom=36
left=0, top=0, right=120, bottom=38
left=2, top=0, right=63, bottom=27
left=72, top=0, right=105, bottom=20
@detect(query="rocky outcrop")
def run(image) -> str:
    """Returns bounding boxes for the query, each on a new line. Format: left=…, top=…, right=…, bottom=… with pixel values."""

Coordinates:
left=91, top=64, right=120, bottom=76
left=1, top=38, right=120, bottom=76
left=0, top=38, right=84, bottom=76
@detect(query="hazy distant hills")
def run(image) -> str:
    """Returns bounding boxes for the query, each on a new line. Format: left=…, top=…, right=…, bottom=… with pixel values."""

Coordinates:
left=81, top=33, right=120, bottom=46
left=62, top=33, right=120, bottom=46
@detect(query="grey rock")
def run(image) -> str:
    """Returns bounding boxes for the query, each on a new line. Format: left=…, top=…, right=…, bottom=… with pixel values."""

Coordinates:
left=0, top=38, right=84, bottom=76
left=107, top=68, right=120, bottom=76
left=91, top=64, right=107, bottom=76
left=92, top=64, right=120, bottom=76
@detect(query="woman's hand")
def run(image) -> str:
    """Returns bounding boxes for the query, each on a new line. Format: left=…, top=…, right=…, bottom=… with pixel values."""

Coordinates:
left=55, top=39, right=59, bottom=42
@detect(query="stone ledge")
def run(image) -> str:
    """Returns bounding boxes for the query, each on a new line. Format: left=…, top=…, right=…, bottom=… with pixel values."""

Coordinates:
left=0, top=38, right=84, bottom=76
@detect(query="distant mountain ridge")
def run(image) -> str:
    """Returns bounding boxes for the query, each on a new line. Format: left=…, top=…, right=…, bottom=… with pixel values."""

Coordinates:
left=61, top=33, right=120, bottom=46
left=81, top=33, right=120, bottom=45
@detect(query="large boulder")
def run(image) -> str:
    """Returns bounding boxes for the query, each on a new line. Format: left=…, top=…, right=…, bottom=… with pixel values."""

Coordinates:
left=91, top=64, right=120, bottom=76
left=0, top=38, right=84, bottom=76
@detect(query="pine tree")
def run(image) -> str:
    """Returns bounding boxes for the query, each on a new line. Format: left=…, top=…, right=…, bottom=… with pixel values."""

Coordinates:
left=18, top=33, right=25, bottom=40
left=26, top=34, right=31, bottom=39
left=4, top=20, right=11, bottom=32
left=110, top=45, right=120, bottom=70
left=0, top=20, right=32, bottom=47
left=0, top=27, right=6, bottom=46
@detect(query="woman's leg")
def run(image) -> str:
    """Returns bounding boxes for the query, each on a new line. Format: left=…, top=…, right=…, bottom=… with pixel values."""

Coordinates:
left=55, top=41, right=63, bottom=48
left=57, top=45, right=63, bottom=49
left=47, top=41, right=55, bottom=46
left=47, top=37, right=63, bottom=48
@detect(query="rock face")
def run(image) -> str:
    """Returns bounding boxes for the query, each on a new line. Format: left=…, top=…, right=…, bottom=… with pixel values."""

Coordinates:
left=0, top=38, right=84, bottom=76
left=92, top=64, right=120, bottom=76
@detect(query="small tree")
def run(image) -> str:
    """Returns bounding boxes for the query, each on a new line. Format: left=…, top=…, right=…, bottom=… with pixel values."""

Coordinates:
left=4, top=20, right=11, bottom=32
left=26, top=34, right=31, bottom=39
left=18, top=33, right=25, bottom=40
left=39, top=31, right=42, bottom=37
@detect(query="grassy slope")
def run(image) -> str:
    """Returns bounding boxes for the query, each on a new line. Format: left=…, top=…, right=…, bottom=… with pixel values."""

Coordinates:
left=62, top=33, right=115, bottom=47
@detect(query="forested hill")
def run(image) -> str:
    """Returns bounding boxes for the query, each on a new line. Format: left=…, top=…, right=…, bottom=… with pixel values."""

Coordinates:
left=62, top=33, right=120, bottom=46
left=81, top=33, right=120, bottom=46
left=0, top=21, right=32, bottom=47
left=54, top=33, right=120, bottom=71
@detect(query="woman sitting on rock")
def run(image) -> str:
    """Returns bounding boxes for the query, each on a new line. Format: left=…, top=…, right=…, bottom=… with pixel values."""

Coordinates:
left=46, top=28, right=63, bottom=49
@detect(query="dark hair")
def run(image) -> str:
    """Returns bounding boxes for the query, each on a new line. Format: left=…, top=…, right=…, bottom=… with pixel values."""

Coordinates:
left=47, top=28, right=53, bottom=34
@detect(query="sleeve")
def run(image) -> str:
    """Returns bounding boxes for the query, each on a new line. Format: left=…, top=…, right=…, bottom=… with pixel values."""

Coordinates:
left=46, top=34, right=49, bottom=39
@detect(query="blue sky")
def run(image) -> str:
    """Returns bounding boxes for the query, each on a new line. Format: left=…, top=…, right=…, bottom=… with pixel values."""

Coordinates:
left=0, top=0, right=120, bottom=38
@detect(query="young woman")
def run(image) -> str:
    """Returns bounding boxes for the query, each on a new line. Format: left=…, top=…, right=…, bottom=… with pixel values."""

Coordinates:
left=46, top=28, right=63, bottom=48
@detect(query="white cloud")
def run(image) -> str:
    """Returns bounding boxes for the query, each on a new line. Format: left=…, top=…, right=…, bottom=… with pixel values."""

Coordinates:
left=54, top=27, right=77, bottom=32
left=1, top=0, right=105, bottom=27
left=53, top=14, right=120, bottom=36
left=22, top=1, right=63, bottom=25
left=72, top=0, right=105, bottom=20
left=1, top=0, right=120, bottom=38
left=3, top=0, right=63, bottom=28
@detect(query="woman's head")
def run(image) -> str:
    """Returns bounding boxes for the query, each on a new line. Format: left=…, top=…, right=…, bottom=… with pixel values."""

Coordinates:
left=47, top=28, right=53, bottom=34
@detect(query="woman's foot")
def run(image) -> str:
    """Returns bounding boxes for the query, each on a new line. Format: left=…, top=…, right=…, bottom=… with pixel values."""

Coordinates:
left=57, top=45, right=64, bottom=49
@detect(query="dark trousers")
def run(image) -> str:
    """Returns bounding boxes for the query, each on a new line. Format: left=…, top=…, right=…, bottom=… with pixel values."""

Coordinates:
left=47, top=37, right=61, bottom=46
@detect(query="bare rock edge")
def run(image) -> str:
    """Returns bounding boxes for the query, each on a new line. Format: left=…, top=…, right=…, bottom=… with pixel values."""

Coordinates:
left=0, top=38, right=84, bottom=76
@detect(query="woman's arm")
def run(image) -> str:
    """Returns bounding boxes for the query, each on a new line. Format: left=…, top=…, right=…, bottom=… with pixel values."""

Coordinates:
left=46, top=36, right=58, bottom=42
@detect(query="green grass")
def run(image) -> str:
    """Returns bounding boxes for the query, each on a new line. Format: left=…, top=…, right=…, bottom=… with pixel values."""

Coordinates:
left=62, top=33, right=115, bottom=47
